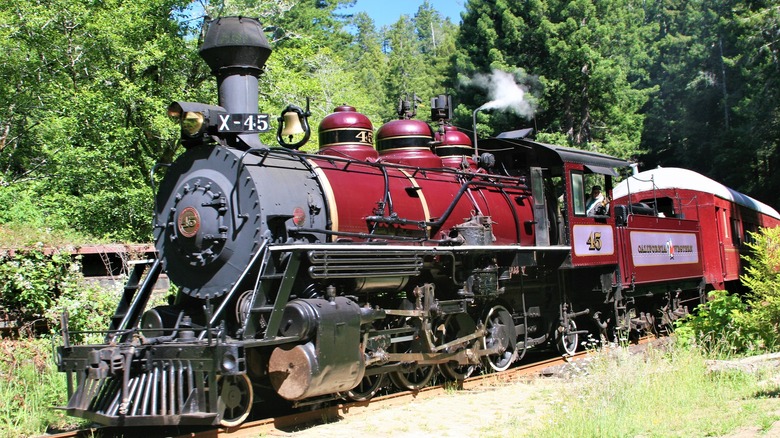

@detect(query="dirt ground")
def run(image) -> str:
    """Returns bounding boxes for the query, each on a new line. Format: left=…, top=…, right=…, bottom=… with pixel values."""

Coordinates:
left=275, top=377, right=567, bottom=438
left=272, top=375, right=780, bottom=438
left=267, top=354, right=780, bottom=438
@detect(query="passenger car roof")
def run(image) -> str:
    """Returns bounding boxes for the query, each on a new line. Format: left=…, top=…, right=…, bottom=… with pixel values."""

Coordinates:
left=614, top=167, right=780, bottom=220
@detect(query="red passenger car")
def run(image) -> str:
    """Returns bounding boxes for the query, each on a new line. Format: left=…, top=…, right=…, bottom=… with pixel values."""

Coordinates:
left=613, top=167, right=780, bottom=291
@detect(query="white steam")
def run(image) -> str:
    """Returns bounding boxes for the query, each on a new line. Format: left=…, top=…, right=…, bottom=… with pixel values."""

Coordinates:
left=470, top=69, right=535, bottom=118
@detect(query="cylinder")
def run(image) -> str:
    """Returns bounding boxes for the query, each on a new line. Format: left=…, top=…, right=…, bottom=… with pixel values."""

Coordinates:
left=267, top=297, right=365, bottom=400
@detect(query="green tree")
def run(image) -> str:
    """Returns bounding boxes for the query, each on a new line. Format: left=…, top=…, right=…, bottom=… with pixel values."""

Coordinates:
left=640, top=0, right=780, bottom=208
left=375, top=3, right=459, bottom=121
left=641, top=1, right=738, bottom=181
left=0, top=0, right=194, bottom=241
left=639, top=0, right=700, bottom=170
left=723, top=1, right=780, bottom=207
left=411, top=2, right=458, bottom=103
left=383, top=15, right=430, bottom=119
left=345, top=12, right=388, bottom=121
left=451, top=0, right=653, bottom=159
left=0, top=0, right=383, bottom=243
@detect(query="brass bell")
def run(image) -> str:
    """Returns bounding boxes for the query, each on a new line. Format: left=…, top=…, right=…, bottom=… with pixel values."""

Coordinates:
left=276, top=98, right=312, bottom=149
left=281, top=111, right=305, bottom=137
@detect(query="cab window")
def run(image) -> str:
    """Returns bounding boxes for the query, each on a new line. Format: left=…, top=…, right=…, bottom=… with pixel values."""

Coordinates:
left=572, top=171, right=610, bottom=217
left=571, top=172, right=585, bottom=215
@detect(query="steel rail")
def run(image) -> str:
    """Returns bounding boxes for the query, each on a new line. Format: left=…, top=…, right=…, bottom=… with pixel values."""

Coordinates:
left=45, top=337, right=657, bottom=438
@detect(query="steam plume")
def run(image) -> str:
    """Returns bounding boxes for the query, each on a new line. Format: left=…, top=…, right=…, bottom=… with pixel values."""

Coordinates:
left=470, top=69, right=535, bottom=118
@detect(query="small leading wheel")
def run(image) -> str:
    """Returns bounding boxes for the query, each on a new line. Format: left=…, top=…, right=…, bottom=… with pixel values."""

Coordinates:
left=217, top=374, right=254, bottom=428
left=555, top=318, right=579, bottom=356
left=482, top=305, right=517, bottom=372
left=345, top=373, right=386, bottom=402
left=437, top=314, right=477, bottom=381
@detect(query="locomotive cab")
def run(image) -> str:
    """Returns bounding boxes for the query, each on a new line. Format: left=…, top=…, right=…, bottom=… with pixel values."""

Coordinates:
left=563, top=161, right=622, bottom=268
left=479, top=131, right=629, bottom=255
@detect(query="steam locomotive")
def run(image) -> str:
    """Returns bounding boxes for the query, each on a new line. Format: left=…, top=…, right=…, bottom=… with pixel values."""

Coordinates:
left=56, top=16, right=780, bottom=427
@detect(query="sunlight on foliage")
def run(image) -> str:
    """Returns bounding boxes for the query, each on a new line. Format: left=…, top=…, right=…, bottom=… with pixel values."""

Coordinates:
left=519, top=345, right=780, bottom=438
left=0, top=338, right=86, bottom=437
left=675, top=227, right=780, bottom=355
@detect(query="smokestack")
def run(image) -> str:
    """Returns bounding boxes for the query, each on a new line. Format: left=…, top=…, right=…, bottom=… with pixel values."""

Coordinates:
left=199, top=16, right=272, bottom=114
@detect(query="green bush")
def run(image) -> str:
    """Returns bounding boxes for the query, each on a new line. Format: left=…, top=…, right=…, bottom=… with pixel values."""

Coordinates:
left=673, top=290, right=764, bottom=353
left=739, top=226, right=780, bottom=348
left=0, top=250, right=77, bottom=323
left=0, top=186, right=47, bottom=228
left=675, top=226, right=780, bottom=354
left=47, top=280, right=119, bottom=344
left=0, top=249, right=117, bottom=342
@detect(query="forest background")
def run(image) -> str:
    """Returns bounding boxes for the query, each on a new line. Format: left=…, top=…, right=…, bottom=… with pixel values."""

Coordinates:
left=0, top=0, right=779, bottom=244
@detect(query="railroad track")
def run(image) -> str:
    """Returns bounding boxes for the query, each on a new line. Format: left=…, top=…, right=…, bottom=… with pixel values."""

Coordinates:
left=227, top=352, right=583, bottom=436
left=45, top=337, right=660, bottom=438
left=43, top=350, right=593, bottom=438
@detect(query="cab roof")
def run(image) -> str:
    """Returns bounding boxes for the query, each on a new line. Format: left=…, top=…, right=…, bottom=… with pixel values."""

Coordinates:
left=479, top=132, right=630, bottom=177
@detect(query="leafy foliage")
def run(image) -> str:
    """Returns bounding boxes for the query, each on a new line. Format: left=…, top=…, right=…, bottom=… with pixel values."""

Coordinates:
left=0, top=338, right=82, bottom=437
left=676, top=227, right=780, bottom=354
left=380, top=2, right=458, bottom=120
left=0, top=0, right=194, bottom=242
left=47, top=280, right=119, bottom=344
left=640, top=1, right=780, bottom=208
left=673, top=290, right=760, bottom=353
left=0, top=250, right=77, bottom=322
left=0, top=249, right=118, bottom=343
left=0, top=0, right=778, bottom=246
left=738, top=226, right=780, bottom=348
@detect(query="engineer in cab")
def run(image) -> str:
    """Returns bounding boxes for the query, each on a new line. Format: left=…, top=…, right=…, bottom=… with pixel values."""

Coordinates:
left=586, top=186, right=609, bottom=216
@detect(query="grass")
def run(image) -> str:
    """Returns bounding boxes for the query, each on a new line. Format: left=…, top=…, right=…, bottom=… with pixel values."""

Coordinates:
left=508, top=344, right=780, bottom=438
left=0, top=337, right=86, bottom=438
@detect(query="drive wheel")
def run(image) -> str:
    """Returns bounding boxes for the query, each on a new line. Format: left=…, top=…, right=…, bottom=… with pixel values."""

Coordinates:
left=437, top=314, right=477, bottom=380
left=439, top=359, right=475, bottom=381
left=482, top=305, right=517, bottom=372
left=217, top=374, right=253, bottom=428
left=389, top=363, right=434, bottom=390
left=345, top=373, right=386, bottom=402
left=389, top=318, right=435, bottom=390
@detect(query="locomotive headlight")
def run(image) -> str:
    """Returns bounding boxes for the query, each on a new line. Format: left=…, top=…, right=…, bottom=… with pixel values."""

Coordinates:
left=180, top=111, right=205, bottom=137
left=167, top=101, right=227, bottom=144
